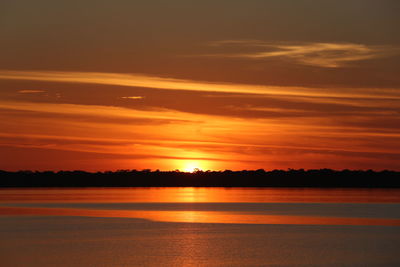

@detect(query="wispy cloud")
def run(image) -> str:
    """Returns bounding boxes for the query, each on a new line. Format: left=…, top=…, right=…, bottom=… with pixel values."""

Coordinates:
left=121, top=96, right=145, bottom=100
left=205, top=40, right=400, bottom=68
left=0, top=70, right=399, bottom=99
left=18, top=90, right=46, bottom=94
left=0, top=101, right=199, bottom=123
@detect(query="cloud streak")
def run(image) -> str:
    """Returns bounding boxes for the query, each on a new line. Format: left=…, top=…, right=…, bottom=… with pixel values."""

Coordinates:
left=121, top=96, right=145, bottom=100
left=18, top=90, right=46, bottom=94
left=205, top=40, right=400, bottom=68
left=0, top=70, right=399, bottom=100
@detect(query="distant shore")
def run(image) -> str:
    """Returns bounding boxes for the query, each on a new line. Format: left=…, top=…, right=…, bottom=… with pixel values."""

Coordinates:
left=1, top=169, right=399, bottom=188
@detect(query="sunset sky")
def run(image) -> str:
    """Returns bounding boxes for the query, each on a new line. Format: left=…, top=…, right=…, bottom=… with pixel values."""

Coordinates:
left=0, top=0, right=399, bottom=171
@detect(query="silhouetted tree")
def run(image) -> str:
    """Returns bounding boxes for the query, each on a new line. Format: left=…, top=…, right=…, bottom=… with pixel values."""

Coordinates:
left=0, top=169, right=399, bottom=188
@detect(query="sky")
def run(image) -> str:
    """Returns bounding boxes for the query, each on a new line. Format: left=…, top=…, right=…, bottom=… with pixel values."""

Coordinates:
left=0, top=0, right=399, bottom=171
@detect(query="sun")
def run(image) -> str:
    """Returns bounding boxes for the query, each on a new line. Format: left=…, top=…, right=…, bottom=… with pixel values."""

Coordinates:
left=173, top=158, right=213, bottom=172
left=181, top=161, right=202, bottom=173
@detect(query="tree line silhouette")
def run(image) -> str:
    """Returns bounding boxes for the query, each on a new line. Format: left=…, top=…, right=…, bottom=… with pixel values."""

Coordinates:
left=0, top=169, right=399, bottom=188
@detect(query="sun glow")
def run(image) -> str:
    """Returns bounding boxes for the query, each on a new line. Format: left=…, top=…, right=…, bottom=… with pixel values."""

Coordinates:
left=182, top=161, right=202, bottom=173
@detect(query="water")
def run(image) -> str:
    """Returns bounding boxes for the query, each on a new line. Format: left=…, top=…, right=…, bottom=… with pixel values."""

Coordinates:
left=1, top=188, right=400, bottom=266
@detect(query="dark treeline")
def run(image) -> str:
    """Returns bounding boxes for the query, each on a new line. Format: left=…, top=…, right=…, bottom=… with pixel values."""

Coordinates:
left=0, top=169, right=399, bottom=188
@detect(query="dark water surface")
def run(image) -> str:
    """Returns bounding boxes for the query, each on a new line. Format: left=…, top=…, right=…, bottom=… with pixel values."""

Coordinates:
left=1, top=188, right=400, bottom=266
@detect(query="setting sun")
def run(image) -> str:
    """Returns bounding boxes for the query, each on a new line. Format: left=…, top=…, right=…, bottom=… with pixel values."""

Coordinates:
left=182, top=161, right=202, bottom=173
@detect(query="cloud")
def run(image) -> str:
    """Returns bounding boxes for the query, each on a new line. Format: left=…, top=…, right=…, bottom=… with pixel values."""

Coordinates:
left=0, top=70, right=399, bottom=100
left=205, top=40, right=400, bottom=68
left=18, top=90, right=46, bottom=94
left=121, top=96, right=145, bottom=100
left=0, top=100, right=203, bottom=123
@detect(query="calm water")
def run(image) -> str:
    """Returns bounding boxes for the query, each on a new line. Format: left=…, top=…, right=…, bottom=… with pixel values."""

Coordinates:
left=1, top=188, right=400, bottom=266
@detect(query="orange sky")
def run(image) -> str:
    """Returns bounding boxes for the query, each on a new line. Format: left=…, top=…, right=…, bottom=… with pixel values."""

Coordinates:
left=0, top=1, right=399, bottom=171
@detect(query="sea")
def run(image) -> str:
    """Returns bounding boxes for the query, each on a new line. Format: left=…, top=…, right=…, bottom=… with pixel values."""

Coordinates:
left=1, top=188, right=399, bottom=267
